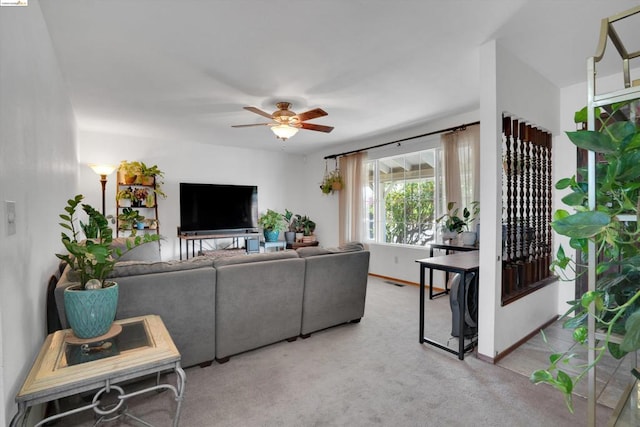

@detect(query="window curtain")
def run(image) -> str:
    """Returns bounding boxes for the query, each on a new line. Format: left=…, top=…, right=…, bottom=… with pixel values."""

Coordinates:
left=441, top=124, right=480, bottom=212
left=338, top=152, right=366, bottom=245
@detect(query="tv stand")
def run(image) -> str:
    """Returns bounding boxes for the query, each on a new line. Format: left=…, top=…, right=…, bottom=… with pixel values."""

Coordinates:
left=178, top=231, right=260, bottom=259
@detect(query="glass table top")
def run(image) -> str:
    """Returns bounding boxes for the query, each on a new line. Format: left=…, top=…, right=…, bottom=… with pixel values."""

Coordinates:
left=62, top=320, right=151, bottom=367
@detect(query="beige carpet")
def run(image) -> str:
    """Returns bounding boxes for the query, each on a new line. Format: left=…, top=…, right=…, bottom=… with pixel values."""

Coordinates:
left=56, top=276, right=612, bottom=426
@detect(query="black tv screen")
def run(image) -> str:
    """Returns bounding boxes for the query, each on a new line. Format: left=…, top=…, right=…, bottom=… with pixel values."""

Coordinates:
left=179, top=183, right=258, bottom=234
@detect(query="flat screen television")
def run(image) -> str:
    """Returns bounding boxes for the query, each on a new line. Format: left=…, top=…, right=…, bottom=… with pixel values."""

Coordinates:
left=179, top=183, right=258, bottom=234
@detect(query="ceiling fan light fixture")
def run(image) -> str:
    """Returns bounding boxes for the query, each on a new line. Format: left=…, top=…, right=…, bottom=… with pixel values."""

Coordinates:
left=271, top=124, right=299, bottom=140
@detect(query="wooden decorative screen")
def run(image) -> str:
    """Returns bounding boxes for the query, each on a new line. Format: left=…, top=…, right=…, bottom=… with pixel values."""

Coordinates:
left=501, top=115, right=554, bottom=305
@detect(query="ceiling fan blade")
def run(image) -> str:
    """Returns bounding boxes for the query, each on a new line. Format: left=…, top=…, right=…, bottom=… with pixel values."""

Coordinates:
left=244, top=106, right=274, bottom=119
left=295, top=108, right=328, bottom=122
left=300, top=122, right=334, bottom=133
left=231, top=123, right=271, bottom=128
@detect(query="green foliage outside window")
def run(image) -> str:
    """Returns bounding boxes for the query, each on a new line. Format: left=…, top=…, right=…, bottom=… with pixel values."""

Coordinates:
left=384, top=181, right=435, bottom=245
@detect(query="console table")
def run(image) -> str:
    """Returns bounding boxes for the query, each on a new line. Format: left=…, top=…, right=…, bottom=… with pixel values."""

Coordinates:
left=427, top=242, right=478, bottom=299
left=416, top=251, right=479, bottom=360
left=286, top=241, right=319, bottom=249
left=178, top=231, right=260, bottom=259
left=10, top=315, right=185, bottom=427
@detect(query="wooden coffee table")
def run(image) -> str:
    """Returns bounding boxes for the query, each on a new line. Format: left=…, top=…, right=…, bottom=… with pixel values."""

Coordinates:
left=10, top=315, right=185, bottom=427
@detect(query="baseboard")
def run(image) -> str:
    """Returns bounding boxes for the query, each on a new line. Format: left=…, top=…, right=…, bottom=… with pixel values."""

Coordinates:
left=368, top=273, right=445, bottom=290
left=486, top=315, right=559, bottom=364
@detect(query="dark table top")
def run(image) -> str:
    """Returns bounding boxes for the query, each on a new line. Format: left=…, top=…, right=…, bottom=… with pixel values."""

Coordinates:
left=415, top=251, right=479, bottom=272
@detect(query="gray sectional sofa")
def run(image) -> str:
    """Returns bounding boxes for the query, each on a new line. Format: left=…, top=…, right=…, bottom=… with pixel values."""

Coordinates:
left=54, top=242, right=370, bottom=368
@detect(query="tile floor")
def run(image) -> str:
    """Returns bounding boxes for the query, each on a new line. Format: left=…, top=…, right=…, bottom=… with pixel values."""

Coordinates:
left=496, top=318, right=638, bottom=410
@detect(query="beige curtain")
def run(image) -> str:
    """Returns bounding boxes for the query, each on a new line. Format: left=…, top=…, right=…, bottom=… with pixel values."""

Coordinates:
left=442, top=132, right=462, bottom=212
left=441, top=124, right=480, bottom=212
left=338, top=152, right=366, bottom=245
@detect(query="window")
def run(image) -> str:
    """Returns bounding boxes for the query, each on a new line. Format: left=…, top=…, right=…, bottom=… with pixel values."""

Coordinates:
left=366, top=149, right=442, bottom=246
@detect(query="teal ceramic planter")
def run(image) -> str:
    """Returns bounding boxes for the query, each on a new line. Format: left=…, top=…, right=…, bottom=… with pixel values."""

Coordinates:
left=64, top=282, right=118, bottom=339
left=263, top=229, right=279, bottom=242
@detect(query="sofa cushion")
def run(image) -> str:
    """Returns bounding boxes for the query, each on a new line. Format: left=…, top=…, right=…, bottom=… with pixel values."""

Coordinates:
left=212, top=250, right=299, bottom=268
left=111, top=237, right=162, bottom=262
left=296, top=242, right=365, bottom=258
left=295, top=247, right=332, bottom=258
left=331, top=241, right=365, bottom=252
left=109, top=255, right=213, bottom=278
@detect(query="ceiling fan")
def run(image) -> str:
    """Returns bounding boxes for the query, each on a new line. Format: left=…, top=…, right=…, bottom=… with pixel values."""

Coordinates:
left=232, top=102, right=334, bottom=140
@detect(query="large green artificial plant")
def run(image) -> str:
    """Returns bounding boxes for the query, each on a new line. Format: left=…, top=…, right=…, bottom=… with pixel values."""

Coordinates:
left=57, top=195, right=159, bottom=288
left=530, top=105, right=640, bottom=412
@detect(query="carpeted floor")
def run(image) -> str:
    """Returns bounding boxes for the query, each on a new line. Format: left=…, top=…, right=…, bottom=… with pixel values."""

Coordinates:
left=57, top=276, right=613, bottom=426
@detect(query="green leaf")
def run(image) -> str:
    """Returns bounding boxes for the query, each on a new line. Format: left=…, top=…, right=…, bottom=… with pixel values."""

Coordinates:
left=530, top=369, right=554, bottom=384
left=551, top=211, right=610, bottom=238
left=563, top=311, right=587, bottom=329
left=549, top=353, right=563, bottom=365
left=555, top=178, right=573, bottom=190
left=573, top=106, right=599, bottom=124
left=573, top=327, right=588, bottom=344
left=561, top=191, right=586, bottom=207
left=620, top=309, right=640, bottom=352
left=555, top=370, right=573, bottom=394
left=608, top=342, right=628, bottom=359
left=566, top=130, right=617, bottom=154
left=580, top=291, right=603, bottom=310
left=553, top=209, right=570, bottom=221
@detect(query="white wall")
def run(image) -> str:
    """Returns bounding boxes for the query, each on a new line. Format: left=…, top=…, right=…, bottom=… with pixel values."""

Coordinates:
left=77, top=131, right=308, bottom=259
left=0, top=1, right=78, bottom=424
left=477, top=40, right=561, bottom=359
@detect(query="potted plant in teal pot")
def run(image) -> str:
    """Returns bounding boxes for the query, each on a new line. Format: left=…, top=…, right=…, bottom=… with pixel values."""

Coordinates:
left=57, top=195, right=159, bottom=339
left=257, top=209, right=286, bottom=242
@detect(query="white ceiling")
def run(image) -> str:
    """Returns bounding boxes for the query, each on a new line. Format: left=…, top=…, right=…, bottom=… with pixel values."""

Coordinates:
left=38, top=0, right=640, bottom=155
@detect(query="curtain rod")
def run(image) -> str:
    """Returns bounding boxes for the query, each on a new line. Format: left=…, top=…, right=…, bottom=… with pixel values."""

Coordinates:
left=324, top=121, right=480, bottom=160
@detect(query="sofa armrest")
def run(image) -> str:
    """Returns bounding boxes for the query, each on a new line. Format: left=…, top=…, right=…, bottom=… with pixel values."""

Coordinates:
left=301, top=250, right=370, bottom=335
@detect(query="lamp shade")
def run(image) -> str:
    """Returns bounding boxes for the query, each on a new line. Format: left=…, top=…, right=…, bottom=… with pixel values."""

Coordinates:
left=271, top=124, right=299, bottom=140
left=89, top=164, right=116, bottom=176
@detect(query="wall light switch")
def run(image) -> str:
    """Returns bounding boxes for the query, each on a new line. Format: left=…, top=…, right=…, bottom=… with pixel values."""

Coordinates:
left=6, top=201, right=16, bottom=236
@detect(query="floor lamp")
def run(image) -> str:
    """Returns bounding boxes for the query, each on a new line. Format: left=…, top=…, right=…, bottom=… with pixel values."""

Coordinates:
left=89, top=164, right=116, bottom=216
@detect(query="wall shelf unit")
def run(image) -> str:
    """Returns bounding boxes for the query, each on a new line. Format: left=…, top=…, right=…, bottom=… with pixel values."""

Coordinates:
left=116, top=178, right=160, bottom=237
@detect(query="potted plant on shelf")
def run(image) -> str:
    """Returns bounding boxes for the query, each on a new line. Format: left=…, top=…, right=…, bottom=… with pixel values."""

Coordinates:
left=139, top=162, right=167, bottom=199
left=118, top=207, right=145, bottom=236
left=320, top=169, right=344, bottom=195
left=257, top=209, right=286, bottom=242
left=116, top=187, right=134, bottom=207
left=118, top=160, right=142, bottom=185
left=282, top=209, right=296, bottom=244
left=299, top=215, right=317, bottom=242
left=530, top=105, right=640, bottom=412
left=132, top=188, right=149, bottom=207
left=56, top=195, right=159, bottom=339
left=291, top=214, right=304, bottom=242
left=436, top=201, right=479, bottom=244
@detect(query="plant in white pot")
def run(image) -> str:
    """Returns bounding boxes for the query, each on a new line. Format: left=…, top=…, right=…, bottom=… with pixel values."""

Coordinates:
left=436, top=201, right=479, bottom=244
left=57, top=195, right=159, bottom=339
